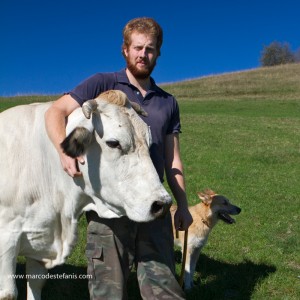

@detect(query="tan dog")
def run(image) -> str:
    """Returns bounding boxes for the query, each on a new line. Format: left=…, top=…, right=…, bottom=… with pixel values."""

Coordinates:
left=171, top=189, right=241, bottom=289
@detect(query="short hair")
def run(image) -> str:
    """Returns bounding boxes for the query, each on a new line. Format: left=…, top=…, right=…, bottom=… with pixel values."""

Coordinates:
left=122, top=17, right=163, bottom=56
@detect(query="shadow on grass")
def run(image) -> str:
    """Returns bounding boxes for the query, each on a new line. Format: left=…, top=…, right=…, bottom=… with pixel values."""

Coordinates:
left=16, top=263, right=89, bottom=300
left=16, top=263, right=142, bottom=300
left=16, top=252, right=276, bottom=300
left=175, top=251, right=277, bottom=300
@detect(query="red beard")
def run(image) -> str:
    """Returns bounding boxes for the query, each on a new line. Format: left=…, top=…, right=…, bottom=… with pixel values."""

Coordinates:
left=126, top=57, right=156, bottom=79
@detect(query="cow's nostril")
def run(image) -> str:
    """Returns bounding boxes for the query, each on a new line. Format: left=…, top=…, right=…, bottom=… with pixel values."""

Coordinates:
left=151, top=201, right=168, bottom=218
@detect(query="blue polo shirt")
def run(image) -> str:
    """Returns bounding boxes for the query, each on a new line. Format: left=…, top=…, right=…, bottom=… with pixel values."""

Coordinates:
left=68, top=69, right=181, bottom=182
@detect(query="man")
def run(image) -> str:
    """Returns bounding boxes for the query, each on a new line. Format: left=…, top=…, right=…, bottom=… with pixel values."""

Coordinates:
left=45, top=17, right=193, bottom=299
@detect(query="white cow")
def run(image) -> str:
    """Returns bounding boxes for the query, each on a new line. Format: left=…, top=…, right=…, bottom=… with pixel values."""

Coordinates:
left=0, top=90, right=172, bottom=300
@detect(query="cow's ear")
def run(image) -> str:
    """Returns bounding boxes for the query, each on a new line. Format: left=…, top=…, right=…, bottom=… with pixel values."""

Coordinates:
left=61, top=127, right=93, bottom=158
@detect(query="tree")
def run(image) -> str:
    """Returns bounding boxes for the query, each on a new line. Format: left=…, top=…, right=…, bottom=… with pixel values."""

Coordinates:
left=260, top=41, right=295, bottom=66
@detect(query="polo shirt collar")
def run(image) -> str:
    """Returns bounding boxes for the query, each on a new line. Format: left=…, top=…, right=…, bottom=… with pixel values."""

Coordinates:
left=116, top=69, right=161, bottom=94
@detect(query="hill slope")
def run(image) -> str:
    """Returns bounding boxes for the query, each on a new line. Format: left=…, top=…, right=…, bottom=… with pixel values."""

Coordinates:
left=162, top=63, right=300, bottom=101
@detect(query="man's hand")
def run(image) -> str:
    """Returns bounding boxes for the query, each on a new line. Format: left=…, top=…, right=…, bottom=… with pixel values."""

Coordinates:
left=174, top=206, right=193, bottom=231
left=60, top=152, right=85, bottom=177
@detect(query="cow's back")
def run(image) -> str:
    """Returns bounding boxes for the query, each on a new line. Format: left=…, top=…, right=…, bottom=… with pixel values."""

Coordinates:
left=0, top=102, right=60, bottom=208
left=0, top=102, right=51, bottom=151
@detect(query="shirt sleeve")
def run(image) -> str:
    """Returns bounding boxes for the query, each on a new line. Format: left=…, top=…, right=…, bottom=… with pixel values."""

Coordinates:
left=68, top=73, right=115, bottom=106
left=166, top=97, right=181, bottom=134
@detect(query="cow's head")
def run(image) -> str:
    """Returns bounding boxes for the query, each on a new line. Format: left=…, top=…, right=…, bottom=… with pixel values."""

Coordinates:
left=61, top=90, right=172, bottom=222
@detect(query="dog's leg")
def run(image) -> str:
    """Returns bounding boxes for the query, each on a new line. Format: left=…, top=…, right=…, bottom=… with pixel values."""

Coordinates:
left=184, top=246, right=202, bottom=289
left=183, top=246, right=192, bottom=290
left=189, top=247, right=202, bottom=285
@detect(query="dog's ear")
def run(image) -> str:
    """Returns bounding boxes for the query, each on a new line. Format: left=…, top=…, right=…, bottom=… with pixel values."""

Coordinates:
left=197, top=192, right=213, bottom=205
left=198, top=189, right=216, bottom=205
left=204, top=189, right=216, bottom=196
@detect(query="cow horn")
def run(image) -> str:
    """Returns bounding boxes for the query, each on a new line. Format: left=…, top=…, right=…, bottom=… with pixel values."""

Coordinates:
left=82, top=99, right=98, bottom=119
left=129, top=101, right=148, bottom=117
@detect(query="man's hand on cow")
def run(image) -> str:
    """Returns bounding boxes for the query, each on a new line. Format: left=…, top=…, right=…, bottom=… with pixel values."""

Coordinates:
left=174, top=205, right=193, bottom=231
left=60, top=153, right=85, bottom=177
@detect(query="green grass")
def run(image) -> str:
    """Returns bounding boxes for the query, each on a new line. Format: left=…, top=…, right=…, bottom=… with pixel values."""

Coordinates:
left=1, top=64, right=300, bottom=299
left=176, top=100, right=300, bottom=300
left=0, top=95, right=57, bottom=112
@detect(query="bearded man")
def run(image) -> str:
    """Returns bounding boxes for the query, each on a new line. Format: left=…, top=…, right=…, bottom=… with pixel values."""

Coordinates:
left=45, top=17, right=192, bottom=300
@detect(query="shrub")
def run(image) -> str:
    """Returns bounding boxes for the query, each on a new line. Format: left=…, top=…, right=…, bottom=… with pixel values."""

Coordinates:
left=260, top=41, right=295, bottom=66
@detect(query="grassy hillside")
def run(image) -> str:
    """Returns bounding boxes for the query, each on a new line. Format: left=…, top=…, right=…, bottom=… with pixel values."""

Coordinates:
left=163, top=64, right=300, bottom=300
left=0, top=95, right=57, bottom=112
left=162, top=63, right=300, bottom=101
left=1, top=64, right=300, bottom=300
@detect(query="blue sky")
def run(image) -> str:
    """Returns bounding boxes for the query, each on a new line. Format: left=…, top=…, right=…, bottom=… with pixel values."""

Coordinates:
left=1, top=0, right=299, bottom=96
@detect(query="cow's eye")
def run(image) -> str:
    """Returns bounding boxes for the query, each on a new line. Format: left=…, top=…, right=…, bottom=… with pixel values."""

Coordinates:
left=106, top=139, right=121, bottom=149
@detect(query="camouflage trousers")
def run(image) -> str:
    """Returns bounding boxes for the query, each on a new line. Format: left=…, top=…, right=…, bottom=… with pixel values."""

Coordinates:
left=85, top=211, right=185, bottom=300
